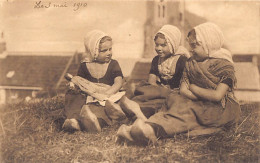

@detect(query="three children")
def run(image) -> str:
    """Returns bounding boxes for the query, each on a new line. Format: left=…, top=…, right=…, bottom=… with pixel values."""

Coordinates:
left=63, top=23, right=240, bottom=146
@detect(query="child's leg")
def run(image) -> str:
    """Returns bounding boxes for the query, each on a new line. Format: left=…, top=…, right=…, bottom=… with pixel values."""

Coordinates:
left=132, top=98, right=166, bottom=118
left=64, top=89, right=86, bottom=119
left=123, top=80, right=136, bottom=99
left=120, top=96, right=147, bottom=121
left=63, top=90, right=85, bottom=131
left=79, top=105, right=101, bottom=132
left=105, top=100, right=126, bottom=121
left=130, top=119, right=157, bottom=144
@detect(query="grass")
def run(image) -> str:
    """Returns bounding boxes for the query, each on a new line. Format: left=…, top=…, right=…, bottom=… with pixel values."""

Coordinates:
left=0, top=96, right=259, bottom=163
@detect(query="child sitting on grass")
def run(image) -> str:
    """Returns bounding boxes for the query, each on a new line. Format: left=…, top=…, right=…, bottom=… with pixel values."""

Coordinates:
left=116, top=22, right=241, bottom=145
left=62, top=30, right=126, bottom=132
left=122, top=25, right=189, bottom=119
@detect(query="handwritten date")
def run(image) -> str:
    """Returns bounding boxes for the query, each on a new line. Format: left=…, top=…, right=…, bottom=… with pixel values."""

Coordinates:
left=34, top=1, right=87, bottom=11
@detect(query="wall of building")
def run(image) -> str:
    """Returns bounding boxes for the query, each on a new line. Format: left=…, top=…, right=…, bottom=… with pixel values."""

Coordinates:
left=0, top=89, right=6, bottom=104
left=4, top=89, right=37, bottom=104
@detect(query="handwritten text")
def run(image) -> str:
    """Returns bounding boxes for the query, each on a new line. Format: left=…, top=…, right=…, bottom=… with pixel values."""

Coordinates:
left=34, top=1, right=87, bottom=11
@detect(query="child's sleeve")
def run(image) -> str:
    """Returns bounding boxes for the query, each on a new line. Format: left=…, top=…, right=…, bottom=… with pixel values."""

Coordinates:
left=77, top=63, right=86, bottom=78
left=220, top=77, right=233, bottom=89
left=172, top=55, right=188, bottom=88
left=149, top=56, right=159, bottom=75
left=111, top=60, right=123, bottom=80
left=180, top=67, right=190, bottom=87
left=215, top=60, right=236, bottom=90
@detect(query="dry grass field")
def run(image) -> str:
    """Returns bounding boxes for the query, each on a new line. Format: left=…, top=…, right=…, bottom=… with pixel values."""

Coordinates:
left=0, top=95, right=259, bottom=163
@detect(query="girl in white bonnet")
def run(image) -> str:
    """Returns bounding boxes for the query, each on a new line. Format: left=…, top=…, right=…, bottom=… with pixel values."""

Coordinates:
left=62, top=30, right=126, bottom=132
left=116, top=22, right=241, bottom=145
left=120, top=25, right=189, bottom=120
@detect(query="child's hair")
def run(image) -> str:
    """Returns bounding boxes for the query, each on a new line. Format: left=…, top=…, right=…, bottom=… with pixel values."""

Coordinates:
left=187, top=29, right=196, bottom=42
left=99, top=36, right=112, bottom=45
left=154, top=32, right=165, bottom=41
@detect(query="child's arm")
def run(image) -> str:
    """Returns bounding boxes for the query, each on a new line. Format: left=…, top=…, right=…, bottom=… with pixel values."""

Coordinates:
left=104, top=76, right=124, bottom=96
left=180, top=81, right=198, bottom=100
left=148, top=74, right=158, bottom=86
left=148, top=56, right=160, bottom=86
left=189, top=83, right=229, bottom=102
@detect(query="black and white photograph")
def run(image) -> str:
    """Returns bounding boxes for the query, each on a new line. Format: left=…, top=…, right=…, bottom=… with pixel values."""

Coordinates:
left=0, top=0, right=259, bottom=162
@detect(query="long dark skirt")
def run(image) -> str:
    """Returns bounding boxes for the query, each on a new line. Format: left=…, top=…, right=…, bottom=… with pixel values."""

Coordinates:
left=146, top=92, right=241, bottom=137
left=130, top=82, right=172, bottom=118
left=64, top=90, right=112, bottom=127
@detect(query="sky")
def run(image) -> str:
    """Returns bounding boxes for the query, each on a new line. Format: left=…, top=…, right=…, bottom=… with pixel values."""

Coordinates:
left=185, top=0, right=259, bottom=55
left=0, top=0, right=259, bottom=57
left=0, top=0, right=147, bottom=58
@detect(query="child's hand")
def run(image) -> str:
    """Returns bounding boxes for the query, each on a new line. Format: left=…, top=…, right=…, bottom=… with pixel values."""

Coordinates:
left=67, top=82, right=76, bottom=90
left=189, top=84, right=198, bottom=93
left=180, top=82, right=198, bottom=100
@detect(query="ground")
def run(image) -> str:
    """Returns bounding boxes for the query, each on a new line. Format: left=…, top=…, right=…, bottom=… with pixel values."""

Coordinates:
left=0, top=96, right=259, bottom=163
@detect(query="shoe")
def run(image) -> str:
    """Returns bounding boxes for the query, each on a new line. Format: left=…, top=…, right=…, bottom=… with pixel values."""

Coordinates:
left=116, top=124, right=134, bottom=142
left=131, top=119, right=157, bottom=144
left=80, top=106, right=101, bottom=133
left=105, top=100, right=126, bottom=121
left=120, top=96, right=147, bottom=121
left=62, top=118, right=81, bottom=131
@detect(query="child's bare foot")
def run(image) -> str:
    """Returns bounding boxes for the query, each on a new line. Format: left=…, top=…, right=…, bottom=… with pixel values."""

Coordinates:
left=62, top=118, right=81, bottom=131
left=116, top=124, right=134, bottom=142
left=105, top=100, right=126, bottom=121
left=130, top=119, right=157, bottom=144
left=120, top=96, right=147, bottom=121
left=80, top=106, right=101, bottom=133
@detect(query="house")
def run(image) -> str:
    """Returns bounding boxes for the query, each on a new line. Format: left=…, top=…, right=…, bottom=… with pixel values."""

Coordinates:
left=0, top=54, right=73, bottom=104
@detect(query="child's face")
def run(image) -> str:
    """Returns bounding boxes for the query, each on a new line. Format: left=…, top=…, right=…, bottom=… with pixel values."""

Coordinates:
left=155, top=37, right=171, bottom=58
left=96, top=41, right=112, bottom=63
left=187, top=36, right=208, bottom=62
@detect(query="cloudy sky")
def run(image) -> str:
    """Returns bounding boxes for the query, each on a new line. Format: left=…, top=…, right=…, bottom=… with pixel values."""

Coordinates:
left=0, top=0, right=259, bottom=57
left=185, top=1, right=259, bottom=55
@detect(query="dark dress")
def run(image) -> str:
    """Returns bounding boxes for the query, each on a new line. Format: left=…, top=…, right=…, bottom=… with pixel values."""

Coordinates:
left=131, top=55, right=187, bottom=118
left=64, top=59, right=123, bottom=127
left=149, top=55, right=187, bottom=89
left=77, top=59, right=123, bottom=85
left=146, top=58, right=241, bottom=138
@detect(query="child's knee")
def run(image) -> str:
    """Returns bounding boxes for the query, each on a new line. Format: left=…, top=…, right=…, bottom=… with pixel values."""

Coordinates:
left=80, top=105, right=90, bottom=117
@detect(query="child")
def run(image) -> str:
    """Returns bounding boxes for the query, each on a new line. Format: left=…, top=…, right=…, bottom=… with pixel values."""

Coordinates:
left=62, top=30, right=125, bottom=132
left=122, top=25, right=189, bottom=119
left=148, top=25, right=189, bottom=89
left=117, top=22, right=241, bottom=144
